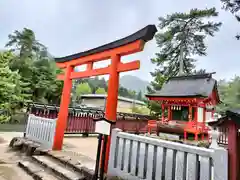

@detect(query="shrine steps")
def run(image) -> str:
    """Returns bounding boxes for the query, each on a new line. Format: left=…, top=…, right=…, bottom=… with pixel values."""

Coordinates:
left=18, top=160, right=60, bottom=180
left=23, top=155, right=85, bottom=180
left=19, top=155, right=86, bottom=180
left=9, top=137, right=94, bottom=180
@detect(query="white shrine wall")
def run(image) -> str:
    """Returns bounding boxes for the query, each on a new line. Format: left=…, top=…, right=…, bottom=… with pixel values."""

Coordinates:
left=197, top=104, right=215, bottom=123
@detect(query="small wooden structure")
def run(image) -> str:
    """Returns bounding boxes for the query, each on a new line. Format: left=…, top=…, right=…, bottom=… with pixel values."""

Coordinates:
left=208, top=109, right=240, bottom=180
left=146, top=73, right=220, bottom=140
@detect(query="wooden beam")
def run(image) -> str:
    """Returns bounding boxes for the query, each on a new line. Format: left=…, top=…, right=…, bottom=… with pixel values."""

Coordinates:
left=56, top=40, right=144, bottom=68
left=69, top=61, right=140, bottom=79
left=71, top=66, right=110, bottom=79
left=87, top=62, right=93, bottom=71
left=148, top=97, right=201, bottom=102
left=56, top=63, right=67, bottom=69
left=117, top=60, right=140, bottom=72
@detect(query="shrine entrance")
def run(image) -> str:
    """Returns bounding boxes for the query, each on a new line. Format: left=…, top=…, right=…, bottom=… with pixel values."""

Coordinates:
left=53, top=25, right=157, bottom=173
left=171, top=106, right=196, bottom=122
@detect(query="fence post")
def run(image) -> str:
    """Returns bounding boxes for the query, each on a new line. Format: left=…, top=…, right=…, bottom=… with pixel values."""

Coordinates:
left=209, top=129, right=219, bottom=149
left=25, top=114, right=33, bottom=138
left=209, top=129, right=228, bottom=180
left=107, top=128, right=122, bottom=175
left=212, top=148, right=228, bottom=180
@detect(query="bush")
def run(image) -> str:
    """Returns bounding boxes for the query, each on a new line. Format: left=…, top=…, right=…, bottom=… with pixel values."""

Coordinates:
left=197, top=141, right=210, bottom=148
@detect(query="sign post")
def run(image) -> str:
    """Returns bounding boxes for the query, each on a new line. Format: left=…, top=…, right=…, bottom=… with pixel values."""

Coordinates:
left=93, top=117, right=115, bottom=180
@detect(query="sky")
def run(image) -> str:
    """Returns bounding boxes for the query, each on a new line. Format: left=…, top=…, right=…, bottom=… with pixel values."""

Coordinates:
left=0, top=0, right=240, bottom=82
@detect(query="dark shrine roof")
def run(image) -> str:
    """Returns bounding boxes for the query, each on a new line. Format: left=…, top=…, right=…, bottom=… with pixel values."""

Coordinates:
left=55, top=25, right=157, bottom=63
left=146, top=73, right=217, bottom=98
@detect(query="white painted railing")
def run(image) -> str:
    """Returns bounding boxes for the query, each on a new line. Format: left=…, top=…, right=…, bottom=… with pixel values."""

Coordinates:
left=108, top=128, right=228, bottom=180
left=25, top=114, right=57, bottom=149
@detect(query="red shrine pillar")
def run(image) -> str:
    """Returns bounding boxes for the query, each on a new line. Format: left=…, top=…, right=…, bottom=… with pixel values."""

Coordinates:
left=167, top=106, right=171, bottom=120
left=104, top=54, right=120, bottom=172
left=228, top=120, right=238, bottom=180
left=53, top=65, right=73, bottom=150
left=188, top=105, right=192, bottom=121
left=161, top=103, right=165, bottom=122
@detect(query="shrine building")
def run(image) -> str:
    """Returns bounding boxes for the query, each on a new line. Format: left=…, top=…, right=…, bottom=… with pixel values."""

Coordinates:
left=146, top=73, right=220, bottom=140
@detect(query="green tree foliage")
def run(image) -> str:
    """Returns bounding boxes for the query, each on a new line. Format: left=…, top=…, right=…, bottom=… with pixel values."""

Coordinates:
left=137, top=91, right=143, bottom=101
left=88, top=77, right=108, bottom=93
left=147, top=8, right=222, bottom=116
left=151, top=8, right=221, bottom=78
left=221, top=0, right=240, bottom=39
left=0, top=51, right=22, bottom=122
left=74, top=77, right=108, bottom=94
left=75, top=82, right=92, bottom=98
left=131, top=106, right=150, bottom=115
left=217, top=76, right=240, bottom=112
left=31, top=59, right=63, bottom=104
left=118, top=86, right=134, bottom=98
left=5, top=28, right=63, bottom=105
left=74, top=78, right=142, bottom=101
left=95, top=87, right=106, bottom=94
left=5, top=28, right=45, bottom=59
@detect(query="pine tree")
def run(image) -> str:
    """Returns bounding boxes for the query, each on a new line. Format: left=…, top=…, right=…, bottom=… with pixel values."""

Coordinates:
left=221, top=0, right=240, bottom=39
left=151, top=8, right=221, bottom=78
left=147, top=8, right=222, bottom=116
left=0, top=51, right=22, bottom=122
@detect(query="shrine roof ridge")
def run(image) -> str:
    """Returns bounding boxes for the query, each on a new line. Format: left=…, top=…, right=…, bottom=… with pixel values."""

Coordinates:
left=146, top=73, right=218, bottom=98
left=168, top=72, right=216, bottom=81
left=54, top=24, right=157, bottom=63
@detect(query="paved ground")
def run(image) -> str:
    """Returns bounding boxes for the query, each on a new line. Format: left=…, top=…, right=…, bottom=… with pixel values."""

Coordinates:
left=0, top=132, right=99, bottom=180
left=0, top=132, right=98, bottom=180
left=0, top=132, right=33, bottom=180
left=63, top=136, right=98, bottom=160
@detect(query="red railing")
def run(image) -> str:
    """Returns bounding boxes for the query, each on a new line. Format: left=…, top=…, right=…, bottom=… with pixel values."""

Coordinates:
left=147, top=120, right=157, bottom=134
left=28, top=103, right=151, bottom=135
left=147, top=120, right=210, bottom=140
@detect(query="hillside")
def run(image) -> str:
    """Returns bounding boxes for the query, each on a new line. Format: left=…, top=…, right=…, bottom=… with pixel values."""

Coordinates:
left=120, top=75, right=150, bottom=93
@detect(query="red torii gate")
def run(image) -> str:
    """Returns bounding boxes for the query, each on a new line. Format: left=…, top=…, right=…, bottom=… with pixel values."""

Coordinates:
left=53, top=25, right=157, bottom=170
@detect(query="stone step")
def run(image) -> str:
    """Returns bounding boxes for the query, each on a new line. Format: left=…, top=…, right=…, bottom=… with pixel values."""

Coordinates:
left=47, top=151, right=95, bottom=180
left=32, top=155, right=85, bottom=180
left=18, top=160, right=60, bottom=180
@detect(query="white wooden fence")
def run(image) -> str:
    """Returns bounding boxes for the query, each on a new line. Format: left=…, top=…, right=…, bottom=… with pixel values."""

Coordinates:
left=25, top=114, right=57, bottom=149
left=108, top=128, right=228, bottom=180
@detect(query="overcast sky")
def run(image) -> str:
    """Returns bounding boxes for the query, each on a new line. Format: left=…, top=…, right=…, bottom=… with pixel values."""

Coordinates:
left=0, top=0, right=239, bottom=82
